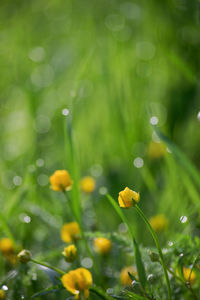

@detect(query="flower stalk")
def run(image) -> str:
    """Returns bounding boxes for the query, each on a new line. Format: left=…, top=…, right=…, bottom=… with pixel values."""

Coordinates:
left=134, top=204, right=172, bottom=300
left=30, top=258, right=65, bottom=275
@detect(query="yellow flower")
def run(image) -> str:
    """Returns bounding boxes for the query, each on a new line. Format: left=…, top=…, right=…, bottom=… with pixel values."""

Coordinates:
left=61, top=268, right=93, bottom=299
left=118, top=187, right=140, bottom=208
left=62, top=244, right=77, bottom=262
left=0, top=238, right=14, bottom=255
left=94, top=237, right=112, bottom=255
left=0, top=290, right=5, bottom=300
left=183, top=267, right=196, bottom=285
left=147, top=142, right=166, bottom=159
left=120, top=266, right=137, bottom=286
left=149, top=214, right=168, bottom=232
left=80, top=176, right=96, bottom=193
left=49, top=170, right=73, bottom=192
left=61, top=222, right=80, bottom=243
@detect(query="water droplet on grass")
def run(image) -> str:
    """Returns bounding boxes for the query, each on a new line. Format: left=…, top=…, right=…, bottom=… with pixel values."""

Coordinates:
left=13, top=176, right=22, bottom=186
left=81, top=257, right=93, bottom=268
left=133, top=157, right=144, bottom=168
left=180, top=216, right=188, bottom=223
left=150, top=116, right=158, bottom=125
left=62, top=108, right=69, bottom=116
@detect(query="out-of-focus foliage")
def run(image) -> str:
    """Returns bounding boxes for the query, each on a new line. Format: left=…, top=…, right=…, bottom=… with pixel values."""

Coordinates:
left=0, top=0, right=200, bottom=299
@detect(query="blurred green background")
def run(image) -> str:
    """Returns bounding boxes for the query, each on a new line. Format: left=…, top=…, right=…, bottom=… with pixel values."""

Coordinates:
left=1, top=0, right=200, bottom=254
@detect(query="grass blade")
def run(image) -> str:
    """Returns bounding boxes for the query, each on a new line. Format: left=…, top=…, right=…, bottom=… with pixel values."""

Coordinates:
left=31, top=285, right=63, bottom=298
left=155, top=128, right=200, bottom=188
left=106, top=194, right=147, bottom=287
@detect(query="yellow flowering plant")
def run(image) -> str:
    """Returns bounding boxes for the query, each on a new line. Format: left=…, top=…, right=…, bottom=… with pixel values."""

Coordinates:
left=62, top=244, right=77, bottom=262
left=61, top=222, right=80, bottom=243
left=0, top=290, right=5, bottom=300
left=149, top=214, right=169, bottom=232
left=49, top=170, right=73, bottom=192
left=80, top=176, right=96, bottom=193
left=93, top=237, right=112, bottom=255
left=61, top=268, right=92, bottom=299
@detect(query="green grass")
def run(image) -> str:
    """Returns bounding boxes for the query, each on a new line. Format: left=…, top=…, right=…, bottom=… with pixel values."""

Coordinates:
left=0, top=0, right=200, bottom=299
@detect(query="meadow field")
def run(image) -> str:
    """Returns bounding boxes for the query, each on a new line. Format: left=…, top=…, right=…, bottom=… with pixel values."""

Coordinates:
left=1, top=0, right=200, bottom=299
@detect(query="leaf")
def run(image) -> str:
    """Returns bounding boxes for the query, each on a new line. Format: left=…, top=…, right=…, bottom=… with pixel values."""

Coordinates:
left=128, top=272, right=137, bottom=281
left=133, top=240, right=147, bottom=290
left=31, top=285, right=63, bottom=298
left=106, top=194, right=147, bottom=287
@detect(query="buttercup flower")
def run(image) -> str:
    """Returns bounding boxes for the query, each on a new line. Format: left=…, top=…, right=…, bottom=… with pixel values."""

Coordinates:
left=80, top=176, right=96, bottom=193
left=17, top=249, right=31, bottom=263
left=61, top=267, right=93, bottom=299
left=49, top=170, right=73, bottom=191
left=94, top=237, right=112, bottom=255
left=183, top=267, right=196, bottom=285
left=62, top=244, right=77, bottom=262
left=0, top=238, right=14, bottom=255
left=149, top=214, right=168, bottom=232
left=118, top=187, right=140, bottom=208
left=0, top=290, right=5, bottom=300
left=61, top=222, right=80, bottom=243
left=120, top=266, right=137, bottom=285
left=147, top=142, right=166, bottom=159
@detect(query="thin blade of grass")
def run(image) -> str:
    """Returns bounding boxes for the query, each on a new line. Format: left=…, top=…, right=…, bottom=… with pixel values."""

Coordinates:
left=31, top=285, right=63, bottom=298
left=0, top=211, right=16, bottom=247
left=155, top=128, right=200, bottom=188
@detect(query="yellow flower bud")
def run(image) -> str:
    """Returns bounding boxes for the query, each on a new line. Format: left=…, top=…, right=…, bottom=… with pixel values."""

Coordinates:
left=80, top=176, right=96, bottom=193
left=62, top=245, right=77, bottom=262
left=147, top=142, right=166, bottom=159
left=120, top=266, right=137, bottom=286
left=183, top=267, right=196, bottom=285
left=149, top=214, right=168, bottom=232
left=118, top=187, right=140, bottom=208
left=61, top=222, right=80, bottom=243
left=0, top=238, right=14, bottom=255
left=49, top=170, right=73, bottom=192
left=0, top=290, right=5, bottom=300
left=61, top=268, right=92, bottom=299
left=17, top=249, right=31, bottom=263
left=94, top=237, right=112, bottom=255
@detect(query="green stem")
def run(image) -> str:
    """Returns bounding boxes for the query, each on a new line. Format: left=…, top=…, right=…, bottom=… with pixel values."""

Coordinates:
left=64, top=192, right=94, bottom=260
left=30, top=259, right=65, bottom=275
left=134, top=205, right=172, bottom=300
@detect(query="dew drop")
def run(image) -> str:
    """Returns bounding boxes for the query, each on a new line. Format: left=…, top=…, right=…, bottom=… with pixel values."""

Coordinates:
left=62, top=108, right=69, bottom=116
left=133, top=157, right=144, bottom=168
left=81, top=257, right=93, bottom=268
left=13, top=176, right=22, bottom=186
left=180, top=216, right=188, bottom=223
left=99, top=186, right=107, bottom=195
left=150, top=116, right=159, bottom=125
